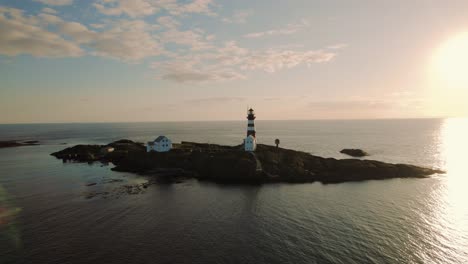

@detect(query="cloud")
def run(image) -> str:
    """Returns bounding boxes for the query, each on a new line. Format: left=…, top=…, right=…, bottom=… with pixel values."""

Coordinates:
left=37, top=13, right=63, bottom=24
left=185, top=97, right=246, bottom=104
left=89, top=20, right=162, bottom=61
left=41, top=7, right=57, bottom=14
left=160, top=27, right=212, bottom=50
left=35, top=13, right=162, bottom=61
left=0, top=4, right=340, bottom=83
left=327, top=43, right=348, bottom=49
left=244, top=19, right=309, bottom=38
left=152, top=40, right=337, bottom=82
left=263, top=97, right=282, bottom=101
left=93, top=0, right=216, bottom=17
left=0, top=4, right=208, bottom=62
left=93, top=0, right=155, bottom=18
left=222, top=10, right=253, bottom=24
left=33, top=0, right=73, bottom=6
left=157, top=16, right=180, bottom=29
left=158, top=61, right=246, bottom=82
left=241, top=49, right=336, bottom=73
left=308, top=100, right=393, bottom=111
left=0, top=7, right=83, bottom=57
left=170, top=0, right=216, bottom=16
left=90, top=23, right=105, bottom=29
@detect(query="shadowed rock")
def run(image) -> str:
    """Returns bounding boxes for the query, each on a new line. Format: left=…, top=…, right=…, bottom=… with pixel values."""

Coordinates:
left=340, top=149, right=369, bottom=157
left=0, top=140, right=40, bottom=148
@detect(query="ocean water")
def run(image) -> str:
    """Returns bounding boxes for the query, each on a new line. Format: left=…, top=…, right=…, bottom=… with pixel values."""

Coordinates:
left=0, top=119, right=467, bottom=264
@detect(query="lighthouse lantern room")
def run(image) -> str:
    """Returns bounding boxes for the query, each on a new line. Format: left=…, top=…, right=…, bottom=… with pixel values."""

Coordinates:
left=244, top=108, right=257, bottom=151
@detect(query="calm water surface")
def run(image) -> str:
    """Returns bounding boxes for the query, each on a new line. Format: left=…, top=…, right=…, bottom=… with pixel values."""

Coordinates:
left=0, top=119, right=467, bottom=263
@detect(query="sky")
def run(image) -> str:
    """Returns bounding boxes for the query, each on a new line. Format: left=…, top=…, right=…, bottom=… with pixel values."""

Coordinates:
left=0, top=0, right=467, bottom=123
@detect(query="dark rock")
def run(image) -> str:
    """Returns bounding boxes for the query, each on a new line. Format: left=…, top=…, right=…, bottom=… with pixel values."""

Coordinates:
left=340, top=149, right=369, bottom=157
left=51, top=139, right=444, bottom=184
left=0, top=140, right=40, bottom=148
left=85, top=182, right=97, bottom=186
left=112, top=139, right=134, bottom=144
left=23, top=140, right=39, bottom=144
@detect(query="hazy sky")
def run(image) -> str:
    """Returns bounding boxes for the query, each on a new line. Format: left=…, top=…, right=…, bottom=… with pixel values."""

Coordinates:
left=1, top=0, right=467, bottom=123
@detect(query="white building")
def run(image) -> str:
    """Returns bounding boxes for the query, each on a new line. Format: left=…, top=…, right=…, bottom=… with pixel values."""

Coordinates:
left=100, top=146, right=115, bottom=154
left=244, top=108, right=257, bottom=151
left=244, top=135, right=257, bottom=152
left=147, top=136, right=172, bottom=152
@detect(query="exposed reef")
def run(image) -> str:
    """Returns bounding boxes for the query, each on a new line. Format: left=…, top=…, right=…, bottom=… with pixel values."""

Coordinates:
left=51, top=140, right=444, bottom=184
left=340, top=148, right=369, bottom=157
left=0, top=140, right=40, bottom=148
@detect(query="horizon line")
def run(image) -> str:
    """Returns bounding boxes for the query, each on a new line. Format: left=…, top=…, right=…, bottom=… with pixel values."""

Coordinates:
left=0, top=116, right=462, bottom=125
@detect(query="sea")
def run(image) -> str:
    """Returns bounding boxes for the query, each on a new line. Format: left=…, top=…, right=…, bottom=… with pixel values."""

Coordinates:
left=0, top=119, right=467, bottom=264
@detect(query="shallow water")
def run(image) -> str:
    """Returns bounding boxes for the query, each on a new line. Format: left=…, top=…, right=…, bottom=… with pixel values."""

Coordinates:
left=1, top=119, right=467, bottom=263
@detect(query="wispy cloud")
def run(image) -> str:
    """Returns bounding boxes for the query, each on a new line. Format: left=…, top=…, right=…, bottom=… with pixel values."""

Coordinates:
left=222, top=9, right=252, bottom=24
left=157, top=16, right=180, bottom=29
left=0, top=2, right=343, bottom=83
left=307, top=100, right=393, bottom=111
left=185, top=97, right=246, bottom=104
left=33, top=0, right=73, bottom=6
left=170, top=0, right=216, bottom=16
left=0, top=7, right=83, bottom=57
left=244, top=19, right=309, bottom=38
left=152, top=41, right=337, bottom=82
left=327, top=43, right=348, bottom=49
left=241, top=49, right=336, bottom=73
left=160, top=27, right=213, bottom=51
left=41, top=7, right=57, bottom=14
left=93, top=0, right=155, bottom=18
left=156, top=60, right=246, bottom=82
left=93, top=0, right=216, bottom=18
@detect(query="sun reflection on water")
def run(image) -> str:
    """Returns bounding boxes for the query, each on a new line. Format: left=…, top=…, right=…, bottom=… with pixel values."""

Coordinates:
left=434, top=118, right=468, bottom=262
left=440, top=118, right=468, bottom=207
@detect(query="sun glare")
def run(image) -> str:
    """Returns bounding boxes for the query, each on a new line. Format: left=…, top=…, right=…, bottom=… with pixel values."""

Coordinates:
left=433, top=32, right=468, bottom=88
left=427, top=33, right=468, bottom=118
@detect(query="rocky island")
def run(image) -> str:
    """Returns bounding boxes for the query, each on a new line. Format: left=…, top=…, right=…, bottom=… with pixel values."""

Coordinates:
left=51, top=140, right=443, bottom=184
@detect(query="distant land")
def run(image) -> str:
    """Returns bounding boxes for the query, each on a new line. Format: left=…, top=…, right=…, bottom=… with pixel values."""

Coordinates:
left=0, top=140, right=40, bottom=148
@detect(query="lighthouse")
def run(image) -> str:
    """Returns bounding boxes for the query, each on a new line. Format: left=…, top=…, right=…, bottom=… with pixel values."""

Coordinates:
left=244, top=108, right=257, bottom=151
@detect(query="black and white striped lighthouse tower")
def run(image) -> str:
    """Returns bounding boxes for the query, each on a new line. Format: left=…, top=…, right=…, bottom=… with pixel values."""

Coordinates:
left=244, top=107, right=257, bottom=151
left=246, top=108, right=256, bottom=137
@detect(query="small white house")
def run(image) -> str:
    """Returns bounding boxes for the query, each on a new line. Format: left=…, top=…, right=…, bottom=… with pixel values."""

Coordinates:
left=147, top=136, right=172, bottom=152
left=100, top=146, right=115, bottom=154
left=244, top=135, right=257, bottom=152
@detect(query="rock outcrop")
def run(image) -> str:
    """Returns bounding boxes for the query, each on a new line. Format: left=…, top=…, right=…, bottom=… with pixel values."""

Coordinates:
left=51, top=140, right=444, bottom=184
left=340, top=148, right=369, bottom=157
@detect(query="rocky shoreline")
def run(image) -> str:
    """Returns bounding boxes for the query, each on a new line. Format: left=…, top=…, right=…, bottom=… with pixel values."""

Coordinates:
left=51, top=139, right=444, bottom=184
